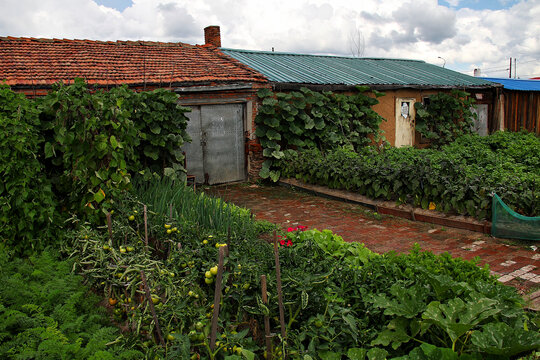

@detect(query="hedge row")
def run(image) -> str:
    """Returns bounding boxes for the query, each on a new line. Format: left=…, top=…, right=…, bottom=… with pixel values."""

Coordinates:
left=277, top=131, right=540, bottom=220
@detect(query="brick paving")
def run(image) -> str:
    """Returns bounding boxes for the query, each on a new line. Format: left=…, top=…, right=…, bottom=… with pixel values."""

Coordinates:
left=206, top=183, right=540, bottom=309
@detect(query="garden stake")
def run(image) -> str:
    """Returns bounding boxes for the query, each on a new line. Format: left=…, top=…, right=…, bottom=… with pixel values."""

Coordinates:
left=140, top=270, right=165, bottom=347
left=273, top=231, right=287, bottom=355
left=210, top=245, right=227, bottom=351
left=261, top=275, right=273, bottom=360
left=144, top=205, right=148, bottom=250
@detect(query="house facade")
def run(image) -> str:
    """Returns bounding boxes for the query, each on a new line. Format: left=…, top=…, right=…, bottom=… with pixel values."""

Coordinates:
left=1, top=26, right=506, bottom=184
left=0, top=29, right=269, bottom=184
left=221, top=47, right=500, bottom=148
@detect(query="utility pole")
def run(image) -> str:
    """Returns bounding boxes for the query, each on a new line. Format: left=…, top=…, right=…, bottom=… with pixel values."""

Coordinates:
left=514, top=58, right=517, bottom=79
left=509, top=57, right=512, bottom=78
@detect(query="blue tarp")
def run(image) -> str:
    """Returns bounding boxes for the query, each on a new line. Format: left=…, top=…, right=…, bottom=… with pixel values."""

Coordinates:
left=481, top=77, right=540, bottom=91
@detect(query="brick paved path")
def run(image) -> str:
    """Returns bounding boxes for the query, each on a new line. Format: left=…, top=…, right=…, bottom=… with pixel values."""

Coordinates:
left=207, top=183, right=540, bottom=307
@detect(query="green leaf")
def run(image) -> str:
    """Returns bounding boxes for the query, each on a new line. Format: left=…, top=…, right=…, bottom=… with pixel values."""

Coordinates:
left=255, top=126, right=267, bottom=137
left=269, top=170, right=280, bottom=182
left=163, top=167, right=176, bottom=177
left=93, top=188, right=105, bottom=203
left=471, top=322, right=540, bottom=356
left=262, top=97, right=278, bottom=106
left=264, top=117, right=280, bottom=128
left=301, top=290, right=309, bottom=309
left=240, top=349, right=255, bottom=360
left=406, top=343, right=461, bottom=360
left=422, top=298, right=500, bottom=346
left=150, top=123, right=162, bottom=134
left=266, top=129, right=282, bottom=141
left=259, top=167, right=270, bottom=179
left=347, top=348, right=367, bottom=360
left=109, top=135, right=119, bottom=149
left=367, top=348, right=388, bottom=360
left=319, top=352, right=341, bottom=360
left=143, top=145, right=159, bottom=160
left=370, top=284, right=428, bottom=318
left=303, top=116, right=315, bottom=130
left=271, top=150, right=285, bottom=159
left=371, top=317, right=421, bottom=350
left=44, top=142, right=55, bottom=158
left=257, top=88, right=273, bottom=98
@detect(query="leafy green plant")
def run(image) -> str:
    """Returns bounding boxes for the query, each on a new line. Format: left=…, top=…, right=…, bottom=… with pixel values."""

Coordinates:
left=414, top=90, right=476, bottom=148
left=62, top=185, right=539, bottom=359
left=0, top=84, right=57, bottom=255
left=132, top=177, right=261, bottom=239
left=255, top=86, right=386, bottom=181
left=127, top=89, right=191, bottom=182
left=0, top=249, right=142, bottom=359
left=39, top=79, right=191, bottom=218
left=39, top=79, right=135, bottom=216
left=277, top=131, right=540, bottom=219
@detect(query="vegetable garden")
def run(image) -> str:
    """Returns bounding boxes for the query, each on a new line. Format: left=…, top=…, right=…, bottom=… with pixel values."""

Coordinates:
left=1, top=82, right=539, bottom=359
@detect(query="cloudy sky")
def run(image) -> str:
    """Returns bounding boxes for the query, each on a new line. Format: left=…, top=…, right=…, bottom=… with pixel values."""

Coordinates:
left=2, top=0, right=539, bottom=78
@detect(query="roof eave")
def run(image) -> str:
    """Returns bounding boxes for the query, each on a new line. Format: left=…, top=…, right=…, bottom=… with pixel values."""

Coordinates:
left=271, top=82, right=500, bottom=92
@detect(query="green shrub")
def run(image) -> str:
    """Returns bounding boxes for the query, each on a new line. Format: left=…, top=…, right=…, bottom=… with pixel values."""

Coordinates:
left=1, top=81, right=190, bottom=255
left=277, top=131, right=540, bottom=219
left=0, top=84, right=57, bottom=255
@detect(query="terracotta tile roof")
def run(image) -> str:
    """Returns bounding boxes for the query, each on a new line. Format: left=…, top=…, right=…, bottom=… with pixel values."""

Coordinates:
left=0, top=37, right=267, bottom=87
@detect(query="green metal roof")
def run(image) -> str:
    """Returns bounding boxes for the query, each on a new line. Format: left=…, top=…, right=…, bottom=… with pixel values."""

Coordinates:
left=221, top=48, right=496, bottom=88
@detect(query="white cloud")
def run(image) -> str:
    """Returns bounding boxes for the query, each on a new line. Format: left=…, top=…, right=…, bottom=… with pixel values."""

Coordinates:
left=0, top=0, right=538, bottom=78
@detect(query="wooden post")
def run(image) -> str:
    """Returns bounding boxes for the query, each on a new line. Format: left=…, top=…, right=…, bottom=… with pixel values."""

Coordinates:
left=273, top=231, right=287, bottom=352
left=261, top=275, right=273, bottom=360
left=210, top=245, right=227, bottom=350
left=140, top=270, right=165, bottom=347
left=143, top=205, right=148, bottom=250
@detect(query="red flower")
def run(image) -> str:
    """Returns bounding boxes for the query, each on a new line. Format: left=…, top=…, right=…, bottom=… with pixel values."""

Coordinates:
left=280, top=239, right=286, bottom=246
left=287, top=227, right=295, bottom=232
left=286, top=240, right=293, bottom=247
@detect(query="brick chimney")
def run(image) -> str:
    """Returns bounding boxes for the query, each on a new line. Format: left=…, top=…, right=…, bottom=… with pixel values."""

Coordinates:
left=204, top=26, right=221, bottom=47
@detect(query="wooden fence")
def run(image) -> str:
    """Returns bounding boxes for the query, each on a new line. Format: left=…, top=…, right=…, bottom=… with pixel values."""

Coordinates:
left=503, top=90, right=540, bottom=135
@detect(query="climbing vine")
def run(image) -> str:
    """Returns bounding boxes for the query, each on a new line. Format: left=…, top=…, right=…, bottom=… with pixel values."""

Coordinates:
left=255, top=86, right=386, bottom=181
left=414, top=89, right=476, bottom=148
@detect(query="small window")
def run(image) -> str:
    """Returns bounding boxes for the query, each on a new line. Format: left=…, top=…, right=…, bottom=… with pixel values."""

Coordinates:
left=422, top=96, right=431, bottom=106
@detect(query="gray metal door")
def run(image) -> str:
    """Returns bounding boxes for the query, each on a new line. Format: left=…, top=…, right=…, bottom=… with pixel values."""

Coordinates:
left=183, top=103, right=245, bottom=184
